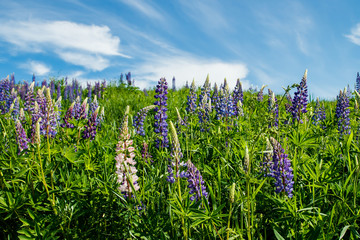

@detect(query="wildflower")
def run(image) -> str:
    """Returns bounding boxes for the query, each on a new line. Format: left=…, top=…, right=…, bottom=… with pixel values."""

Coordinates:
left=141, top=142, right=152, bottom=163
left=233, top=79, right=243, bottom=116
left=257, top=85, right=266, bottom=102
left=154, top=78, right=169, bottom=148
left=115, top=109, right=140, bottom=195
left=15, top=120, right=29, bottom=153
left=290, top=70, right=308, bottom=122
left=133, top=105, right=155, bottom=136
left=172, top=76, right=176, bottom=91
left=312, top=98, right=326, bottom=128
left=335, top=90, right=351, bottom=136
left=82, top=106, right=99, bottom=140
left=356, top=72, right=360, bottom=93
left=167, top=121, right=183, bottom=183
left=263, top=138, right=294, bottom=198
left=184, top=160, right=208, bottom=202
left=186, top=79, right=197, bottom=113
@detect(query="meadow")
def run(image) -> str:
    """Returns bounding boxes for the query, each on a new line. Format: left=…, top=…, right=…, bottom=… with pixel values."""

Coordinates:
left=0, top=71, right=360, bottom=239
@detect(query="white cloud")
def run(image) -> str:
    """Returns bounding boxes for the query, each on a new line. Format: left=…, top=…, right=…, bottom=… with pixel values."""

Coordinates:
left=133, top=55, right=249, bottom=90
left=0, top=20, right=129, bottom=71
left=346, top=23, right=360, bottom=45
left=119, top=0, right=163, bottom=20
left=57, top=51, right=110, bottom=71
left=21, top=61, right=51, bottom=76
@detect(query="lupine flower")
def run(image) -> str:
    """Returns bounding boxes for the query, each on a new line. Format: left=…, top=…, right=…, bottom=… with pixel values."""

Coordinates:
left=167, top=121, right=184, bottom=183
left=346, top=84, right=352, bottom=99
left=141, top=142, right=152, bottom=163
left=115, top=110, right=140, bottom=195
left=133, top=105, right=155, bottom=136
left=154, top=78, right=169, bottom=148
left=24, top=82, right=35, bottom=113
left=268, top=89, right=279, bottom=128
left=34, top=117, right=42, bottom=145
left=263, top=137, right=294, bottom=198
left=198, top=94, right=211, bottom=131
left=57, top=83, right=61, bottom=98
left=186, top=79, right=197, bottom=113
left=0, top=76, right=11, bottom=114
left=312, top=98, right=326, bottom=127
left=41, top=79, right=47, bottom=88
left=87, top=82, right=92, bottom=102
left=232, top=79, right=243, bottom=116
left=199, top=75, right=211, bottom=104
left=356, top=72, right=360, bottom=93
left=172, top=76, right=176, bottom=91
left=10, top=73, right=15, bottom=89
left=285, top=93, right=292, bottom=114
left=335, top=90, right=351, bottom=136
left=50, top=80, right=55, bottom=97
left=211, top=83, right=220, bottom=108
left=216, top=81, right=235, bottom=120
left=143, top=89, right=149, bottom=97
left=15, top=120, right=29, bottom=153
left=61, top=102, right=75, bottom=128
left=185, top=81, right=189, bottom=89
left=119, top=73, right=124, bottom=85
left=290, top=70, right=308, bottom=123
left=126, top=72, right=132, bottom=86
left=89, top=95, right=98, bottom=117
left=64, top=85, right=69, bottom=100
left=257, top=85, right=266, bottom=102
left=183, top=160, right=208, bottom=202
left=83, top=106, right=99, bottom=140
left=40, top=88, right=58, bottom=137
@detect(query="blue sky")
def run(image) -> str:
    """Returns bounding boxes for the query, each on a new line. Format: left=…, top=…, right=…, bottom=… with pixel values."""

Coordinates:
left=0, top=0, right=360, bottom=99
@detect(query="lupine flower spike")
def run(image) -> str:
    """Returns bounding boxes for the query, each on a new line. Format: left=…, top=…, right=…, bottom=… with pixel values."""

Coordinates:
left=290, top=70, right=308, bottom=123
left=154, top=78, right=169, bottom=148
left=115, top=107, right=140, bottom=197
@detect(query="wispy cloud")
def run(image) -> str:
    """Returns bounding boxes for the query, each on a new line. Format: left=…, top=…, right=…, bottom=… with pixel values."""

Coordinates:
left=178, top=0, right=230, bottom=35
left=345, top=23, right=360, bottom=45
left=118, top=0, right=163, bottom=21
left=20, top=60, right=51, bottom=76
left=0, top=20, right=129, bottom=71
left=132, top=54, right=249, bottom=90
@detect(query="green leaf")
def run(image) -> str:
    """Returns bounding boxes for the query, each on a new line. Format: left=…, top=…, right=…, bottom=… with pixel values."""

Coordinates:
left=339, top=225, right=350, bottom=239
left=273, top=228, right=285, bottom=240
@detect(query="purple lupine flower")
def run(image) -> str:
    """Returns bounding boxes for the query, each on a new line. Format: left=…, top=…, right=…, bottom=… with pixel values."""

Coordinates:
left=346, top=84, right=352, bottom=99
left=268, top=89, right=279, bottom=128
left=186, top=79, right=197, bottom=113
left=54, top=96, right=62, bottom=122
left=198, top=75, right=211, bottom=105
left=61, top=102, right=75, bottom=128
left=94, top=81, right=101, bottom=99
left=133, top=105, right=155, bottom=136
left=185, top=81, right=189, bottom=89
left=57, top=83, right=61, bottom=99
left=69, top=84, right=74, bottom=102
left=154, top=78, right=169, bottom=149
left=50, top=80, right=55, bottom=98
left=172, top=76, right=176, bottom=91
left=216, top=81, right=235, bottom=120
left=115, top=113, right=140, bottom=195
left=64, top=76, right=68, bottom=85
left=126, top=72, right=132, bottom=86
left=141, top=142, right=152, bottom=163
left=290, top=70, right=308, bottom=123
left=312, top=98, right=326, bottom=128
left=232, top=79, right=243, bottom=116
left=119, top=73, right=124, bottom=85
left=285, top=93, right=293, bottom=114
left=19, top=81, right=28, bottom=101
left=24, top=82, right=35, bottom=113
left=15, top=119, right=29, bottom=153
left=73, top=96, right=87, bottom=120
left=257, top=85, right=266, bottom=102
left=64, top=85, right=69, bottom=100
left=184, top=160, right=208, bottom=202
left=10, top=73, right=15, bottom=89
left=211, top=83, right=220, bottom=109
left=31, top=102, right=40, bottom=143
left=78, top=86, right=82, bottom=101
left=0, top=76, right=11, bottom=114
left=32, top=74, right=36, bottom=83
left=264, top=137, right=294, bottom=198
left=335, top=90, right=351, bottom=136
left=41, top=79, right=47, bottom=88
left=101, top=79, right=106, bottom=94
left=198, top=93, right=211, bottom=132
left=87, top=82, right=92, bottom=102
left=143, top=89, right=149, bottom=97
left=82, top=106, right=99, bottom=140
left=356, top=72, right=360, bottom=93
left=89, top=95, right=98, bottom=118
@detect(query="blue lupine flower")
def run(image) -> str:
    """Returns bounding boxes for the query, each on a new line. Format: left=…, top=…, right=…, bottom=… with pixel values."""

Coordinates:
left=312, top=98, right=326, bottom=128
left=232, top=79, right=243, bottom=116
left=290, top=70, right=308, bottom=123
left=15, top=120, right=29, bottom=153
left=335, top=90, right=351, bottom=136
left=184, top=160, right=208, bottom=202
left=133, top=105, right=155, bottom=136
left=186, top=79, right=197, bottom=113
left=264, top=137, right=294, bottom=198
left=356, top=72, right=360, bottom=93
left=83, top=107, right=99, bottom=140
left=154, top=78, right=169, bottom=148
left=257, top=85, right=266, bottom=102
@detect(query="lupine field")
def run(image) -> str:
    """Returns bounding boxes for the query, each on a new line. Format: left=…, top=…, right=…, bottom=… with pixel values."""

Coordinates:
left=1, top=70, right=360, bottom=239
